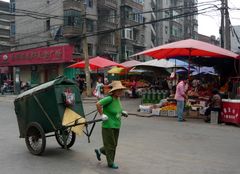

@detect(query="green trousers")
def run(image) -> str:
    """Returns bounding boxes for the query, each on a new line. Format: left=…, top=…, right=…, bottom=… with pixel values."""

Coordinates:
left=100, top=128, right=120, bottom=166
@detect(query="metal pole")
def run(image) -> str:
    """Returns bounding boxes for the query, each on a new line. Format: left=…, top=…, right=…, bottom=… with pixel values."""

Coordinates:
left=83, top=3, right=91, bottom=96
left=220, top=0, right=225, bottom=48
left=224, top=0, right=231, bottom=50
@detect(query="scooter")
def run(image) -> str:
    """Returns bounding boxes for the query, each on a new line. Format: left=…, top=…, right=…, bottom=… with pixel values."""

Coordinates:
left=1, top=83, right=14, bottom=95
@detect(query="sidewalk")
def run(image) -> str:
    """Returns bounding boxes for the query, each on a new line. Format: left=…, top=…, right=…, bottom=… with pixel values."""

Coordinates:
left=0, top=94, right=17, bottom=102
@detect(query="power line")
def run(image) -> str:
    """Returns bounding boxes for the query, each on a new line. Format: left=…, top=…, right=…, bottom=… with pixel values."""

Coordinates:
left=0, top=5, right=218, bottom=53
left=12, top=2, right=219, bottom=41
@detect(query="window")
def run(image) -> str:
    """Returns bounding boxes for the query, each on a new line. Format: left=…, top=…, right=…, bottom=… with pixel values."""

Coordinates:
left=110, top=33, right=115, bottom=45
left=133, top=0, right=144, bottom=4
left=85, top=0, right=93, bottom=8
left=122, top=28, right=133, bottom=40
left=86, top=19, right=94, bottom=32
left=10, top=22, right=15, bottom=36
left=124, top=6, right=132, bottom=20
left=64, top=10, right=81, bottom=26
left=10, top=1, right=15, bottom=13
left=165, top=26, right=168, bottom=34
left=88, top=44, right=93, bottom=56
left=108, top=10, right=116, bottom=23
left=46, top=19, right=50, bottom=31
left=132, top=9, right=144, bottom=23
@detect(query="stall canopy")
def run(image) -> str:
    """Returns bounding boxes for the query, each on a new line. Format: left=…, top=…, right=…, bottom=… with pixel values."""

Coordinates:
left=131, top=39, right=239, bottom=59
left=68, top=56, right=124, bottom=70
left=120, top=60, right=141, bottom=68
left=107, top=66, right=126, bottom=74
left=134, top=59, right=184, bottom=68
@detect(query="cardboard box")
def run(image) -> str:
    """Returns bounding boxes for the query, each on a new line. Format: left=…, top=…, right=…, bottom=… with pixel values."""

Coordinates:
left=151, top=108, right=161, bottom=116
left=186, top=110, right=199, bottom=118
left=160, top=110, right=168, bottom=116
left=168, top=110, right=177, bottom=117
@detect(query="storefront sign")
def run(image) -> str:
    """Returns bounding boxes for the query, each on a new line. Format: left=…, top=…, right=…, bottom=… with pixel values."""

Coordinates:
left=0, top=45, right=74, bottom=66
left=220, top=100, right=240, bottom=124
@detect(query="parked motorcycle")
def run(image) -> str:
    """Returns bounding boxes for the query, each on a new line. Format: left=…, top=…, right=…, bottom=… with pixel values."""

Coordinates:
left=1, top=82, right=14, bottom=95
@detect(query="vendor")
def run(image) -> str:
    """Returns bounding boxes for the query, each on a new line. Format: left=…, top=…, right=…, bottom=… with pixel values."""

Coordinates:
left=204, top=88, right=222, bottom=123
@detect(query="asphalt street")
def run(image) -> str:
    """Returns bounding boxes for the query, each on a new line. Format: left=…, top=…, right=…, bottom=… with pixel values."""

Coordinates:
left=0, top=96, right=240, bottom=174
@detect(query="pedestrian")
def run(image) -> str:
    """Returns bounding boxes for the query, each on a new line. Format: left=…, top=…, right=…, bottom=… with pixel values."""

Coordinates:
left=94, top=81, right=128, bottom=169
left=93, top=77, right=104, bottom=100
left=175, top=76, right=188, bottom=122
left=204, top=88, right=222, bottom=123
left=78, top=77, right=85, bottom=95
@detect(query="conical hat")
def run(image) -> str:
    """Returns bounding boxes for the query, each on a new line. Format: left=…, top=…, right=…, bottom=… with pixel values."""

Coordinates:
left=108, top=81, right=126, bottom=94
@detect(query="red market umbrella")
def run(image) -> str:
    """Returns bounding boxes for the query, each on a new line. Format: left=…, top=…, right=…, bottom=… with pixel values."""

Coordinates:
left=131, top=39, right=239, bottom=77
left=132, top=39, right=239, bottom=59
left=68, top=56, right=124, bottom=70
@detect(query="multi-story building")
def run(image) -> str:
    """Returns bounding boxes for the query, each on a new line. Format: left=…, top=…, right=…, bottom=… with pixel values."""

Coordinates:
left=155, top=0, right=198, bottom=45
left=97, top=0, right=118, bottom=61
left=198, top=33, right=220, bottom=46
left=0, top=0, right=150, bottom=85
left=144, top=0, right=157, bottom=50
left=0, top=0, right=12, bottom=53
left=231, top=26, right=240, bottom=54
left=183, top=0, right=198, bottom=40
left=120, top=0, right=146, bottom=61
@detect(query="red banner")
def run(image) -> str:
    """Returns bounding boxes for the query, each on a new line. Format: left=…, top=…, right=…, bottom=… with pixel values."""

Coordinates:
left=0, top=45, right=74, bottom=66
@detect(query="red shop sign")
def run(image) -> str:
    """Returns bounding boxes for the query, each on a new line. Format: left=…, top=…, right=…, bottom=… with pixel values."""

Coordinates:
left=0, top=45, right=74, bottom=66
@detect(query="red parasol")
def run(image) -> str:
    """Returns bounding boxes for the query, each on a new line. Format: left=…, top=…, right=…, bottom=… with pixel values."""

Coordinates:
left=68, top=56, right=124, bottom=70
left=132, top=39, right=239, bottom=59
left=131, top=39, right=239, bottom=78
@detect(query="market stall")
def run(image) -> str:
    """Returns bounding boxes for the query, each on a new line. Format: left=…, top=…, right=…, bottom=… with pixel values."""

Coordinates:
left=220, top=77, right=240, bottom=125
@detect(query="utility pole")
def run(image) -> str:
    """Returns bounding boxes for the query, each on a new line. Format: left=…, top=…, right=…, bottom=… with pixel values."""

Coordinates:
left=220, top=0, right=225, bottom=48
left=224, top=0, right=231, bottom=50
left=82, top=3, right=91, bottom=96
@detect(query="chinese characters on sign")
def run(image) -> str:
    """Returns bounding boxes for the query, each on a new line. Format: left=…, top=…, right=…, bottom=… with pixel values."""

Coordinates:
left=0, top=45, right=73, bottom=66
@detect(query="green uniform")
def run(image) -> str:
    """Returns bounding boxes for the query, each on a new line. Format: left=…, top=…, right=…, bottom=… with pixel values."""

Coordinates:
left=99, top=96, right=123, bottom=128
left=98, top=96, right=123, bottom=166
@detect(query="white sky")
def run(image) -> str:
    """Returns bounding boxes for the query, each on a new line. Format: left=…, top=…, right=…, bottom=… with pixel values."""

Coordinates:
left=198, top=0, right=240, bottom=38
left=2, top=0, right=240, bottom=38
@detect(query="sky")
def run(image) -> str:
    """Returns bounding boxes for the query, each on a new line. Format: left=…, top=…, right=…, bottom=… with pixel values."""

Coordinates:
left=1, top=0, right=240, bottom=38
left=198, top=0, right=240, bottom=38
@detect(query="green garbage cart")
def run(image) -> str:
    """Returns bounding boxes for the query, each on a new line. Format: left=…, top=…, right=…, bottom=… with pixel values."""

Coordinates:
left=14, top=76, right=101, bottom=155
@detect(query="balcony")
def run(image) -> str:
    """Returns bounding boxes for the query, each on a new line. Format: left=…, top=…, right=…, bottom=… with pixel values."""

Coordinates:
left=98, top=0, right=117, bottom=9
left=121, top=0, right=143, bottom=10
left=98, top=43, right=117, bottom=54
left=63, top=0, right=84, bottom=11
left=63, top=26, right=82, bottom=38
left=98, top=21, right=117, bottom=30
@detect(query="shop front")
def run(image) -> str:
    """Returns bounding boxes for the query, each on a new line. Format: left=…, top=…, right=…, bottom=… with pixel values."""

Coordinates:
left=0, top=45, right=75, bottom=89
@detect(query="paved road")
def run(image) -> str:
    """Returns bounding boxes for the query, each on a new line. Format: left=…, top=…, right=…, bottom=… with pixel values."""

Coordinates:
left=0, top=97, right=240, bottom=174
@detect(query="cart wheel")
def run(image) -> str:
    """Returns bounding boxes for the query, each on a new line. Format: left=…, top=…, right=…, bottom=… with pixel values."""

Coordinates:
left=55, top=129, right=76, bottom=149
left=25, top=122, right=46, bottom=155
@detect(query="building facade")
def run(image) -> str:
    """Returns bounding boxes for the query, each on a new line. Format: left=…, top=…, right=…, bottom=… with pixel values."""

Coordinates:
left=231, top=26, right=240, bottom=54
left=0, top=0, right=151, bottom=85
left=155, top=0, right=198, bottom=45
left=0, top=0, right=13, bottom=54
left=120, top=0, right=146, bottom=61
left=197, top=33, right=220, bottom=46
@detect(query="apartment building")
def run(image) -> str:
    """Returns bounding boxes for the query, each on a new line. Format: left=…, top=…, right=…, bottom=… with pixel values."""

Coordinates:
left=155, top=0, right=198, bottom=45
left=120, top=0, right=146, bottom=61
left=231, top=26, right=240, bottom=54
left=0, top=0, right=149, bottom=84
left=0, top=0, right=12, bottom=53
